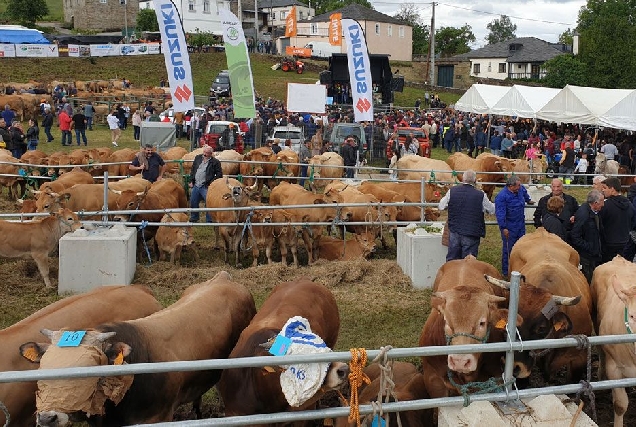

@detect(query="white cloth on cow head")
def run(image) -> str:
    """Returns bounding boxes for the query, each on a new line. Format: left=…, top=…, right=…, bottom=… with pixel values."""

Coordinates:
left=278, top=316, right=331, bottom=407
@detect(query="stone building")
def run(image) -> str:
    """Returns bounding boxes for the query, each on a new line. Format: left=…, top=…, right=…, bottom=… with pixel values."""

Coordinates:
left=64, top=0, right=139, bottom=31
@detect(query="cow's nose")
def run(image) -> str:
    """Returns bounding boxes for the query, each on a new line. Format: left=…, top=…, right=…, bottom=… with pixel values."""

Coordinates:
left=37, top=412, right=57, bottom=426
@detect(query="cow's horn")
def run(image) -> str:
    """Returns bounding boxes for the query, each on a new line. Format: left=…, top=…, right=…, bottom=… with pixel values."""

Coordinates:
left=552, top=295, right=581, bottom=306
left=40, top=328, right=55, bottom=339
left=109, top=187, right=122, bottom=195
left=484, top=274, right=510, bottom=289
left=227, top=182, right=234, bottom=191
left=136, top=190, right=145, bottom=196
left=247, top=178, right=258, bottom=191
left=94, top=331, right=117, bottom=342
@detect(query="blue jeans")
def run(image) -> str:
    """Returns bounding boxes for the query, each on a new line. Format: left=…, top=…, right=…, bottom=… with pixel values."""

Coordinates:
left=27, top=140, right=38, bottom=150
left=44, top=126, right=53, bottom=142
left=61, top=130, right=72, bottom=146
left=75, top=129, right=87, bottom=145
left=86, top=116, right=93, bottom=130
left=190, top=185, right=211, bottom=223
left=299, top=164, right=308, bottom=187
left=133, top=125, right=140, bottom=141
left=446, top=231, right=480, bottom=261
left=345, top=166, right=355, bottom=178
left=501, top=228, right=525, bottom=276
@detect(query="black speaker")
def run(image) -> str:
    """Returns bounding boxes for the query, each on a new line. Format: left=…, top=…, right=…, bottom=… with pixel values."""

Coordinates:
left=390, top=76, right=405, bottom=92
left=319, top=70, right=332, bottom=85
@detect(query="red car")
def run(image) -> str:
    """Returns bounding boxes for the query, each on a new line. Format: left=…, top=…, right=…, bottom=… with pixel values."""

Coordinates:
left=199, top=121, right=244, bottom=153
left=386, top=127, right=430, bottom=160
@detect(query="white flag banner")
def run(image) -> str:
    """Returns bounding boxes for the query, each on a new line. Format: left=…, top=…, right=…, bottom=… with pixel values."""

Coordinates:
left=342, top=19, right=373, bottom=122
left=153, top=0, right=195, bottom=112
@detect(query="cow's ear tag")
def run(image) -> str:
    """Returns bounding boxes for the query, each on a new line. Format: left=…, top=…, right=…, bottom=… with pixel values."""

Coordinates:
left=495, top=319, right=507, bottom=330
left=113, top=351, right=124, bottom=365
left=371, top=415, right=386, bottom=427
left=269, top=334, right=292, bottom=356
left=57, top=331, right=86, bottom=347
left=22, top=345, right=40, bottom=362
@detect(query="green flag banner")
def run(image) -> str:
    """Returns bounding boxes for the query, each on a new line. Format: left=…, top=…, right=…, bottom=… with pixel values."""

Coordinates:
left=220, top=9, right=256, bottom=119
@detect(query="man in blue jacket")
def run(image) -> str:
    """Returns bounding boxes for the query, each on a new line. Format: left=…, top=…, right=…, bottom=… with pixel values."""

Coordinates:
left=495, top=176, right=534, bottom=276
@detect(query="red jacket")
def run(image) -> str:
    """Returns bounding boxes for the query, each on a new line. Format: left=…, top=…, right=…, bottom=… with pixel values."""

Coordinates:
left=58, top=111, right=71, bottom=131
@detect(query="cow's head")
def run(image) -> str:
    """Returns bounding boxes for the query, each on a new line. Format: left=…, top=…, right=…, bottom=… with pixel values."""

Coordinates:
left=432, top=285, right=517, bottom=374
left=20, top=329, right=133, bottom=427
left=55, top=208, right=82, bottom=233
left=35, top=191, right=70, bottom=213
left=612, top=275, right=636, bottom=348
left=112, top=188, right=147, bottom=221
left=485, top=275, right=578, bottom=378
left=16, top=197, right=37, bottom=214
left=355, top=232, right=376, bottom=258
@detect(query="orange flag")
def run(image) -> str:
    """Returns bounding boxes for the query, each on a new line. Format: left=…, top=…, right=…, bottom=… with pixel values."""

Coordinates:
left=329, top=13, right=342, bottom=46
left=285, top=6, right=297, bottom=37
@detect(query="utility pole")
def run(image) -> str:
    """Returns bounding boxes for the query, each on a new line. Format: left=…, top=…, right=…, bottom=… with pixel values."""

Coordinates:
left=120, top=0, right=128, bottom=42
left=429, top=2, right=436, bottom=86
left=254, top=0, right=259, bottom=43
left=238, top=0, right=242, bottom=25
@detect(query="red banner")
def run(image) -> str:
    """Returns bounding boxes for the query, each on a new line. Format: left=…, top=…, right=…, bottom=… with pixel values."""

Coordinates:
left=286, top=46, right=311, bottom=57
left=329, top=13, right=342, bottom=46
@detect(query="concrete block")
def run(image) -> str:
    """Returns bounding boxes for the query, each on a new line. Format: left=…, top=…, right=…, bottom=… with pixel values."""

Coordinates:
left=526, top=394, right=571, bottom=421
left=396, top=225, right=446, bottom=289
left=58, top=225, right=137, bottom=295
left=460, top=401, right=508, bottom=427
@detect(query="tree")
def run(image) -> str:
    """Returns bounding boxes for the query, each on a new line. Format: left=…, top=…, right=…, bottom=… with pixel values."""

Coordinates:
left=435, top=25, right=475, bottom=57
left=299, top=0, right=373, bottom=15
left=542, top=55, right=588, bottom=88
left=558, top=28, right=575, bottom=46
left=393, top=3, right=429, bottom=55
left=136, top=8, right=159, bottom=32
left=5, top=0, right=48, bottom=27
left=485, top=15, right=517, bottom=45
left=188, top=29, right=216, bottom=48
left=577, top=0, right=636, bottom=88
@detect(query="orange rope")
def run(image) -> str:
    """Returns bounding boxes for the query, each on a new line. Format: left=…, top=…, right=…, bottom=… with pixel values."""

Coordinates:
left=348, top=348, right=371, bottom=427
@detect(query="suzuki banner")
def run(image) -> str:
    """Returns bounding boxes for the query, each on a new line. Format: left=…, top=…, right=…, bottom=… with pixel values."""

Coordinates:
left=220, top=9, right=256, bottom=119
left=328, top=13, right=342, bottom=46
left=153, top=0, right=195, bottom=112
left=342, top=19, right=373, bottom=122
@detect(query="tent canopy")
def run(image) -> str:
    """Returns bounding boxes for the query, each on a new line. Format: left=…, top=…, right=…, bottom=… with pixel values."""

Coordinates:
left=0, top=28, right=50, bottom=44
left=598, top=90, right=636, bottom=131
left=535, top=85, right=632, bottom=125
left=453, top=84, right=510, bottom=114
left=489, top=85, right=560, bottom=119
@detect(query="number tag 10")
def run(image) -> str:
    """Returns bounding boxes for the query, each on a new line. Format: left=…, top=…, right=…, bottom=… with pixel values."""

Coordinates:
left=57, top=331, right=87, bottom=347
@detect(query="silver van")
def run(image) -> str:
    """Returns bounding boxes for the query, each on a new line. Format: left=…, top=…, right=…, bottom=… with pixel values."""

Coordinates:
left=267, top=125, right=304, bottom=152
left=326, top=123, right=367, bottom=155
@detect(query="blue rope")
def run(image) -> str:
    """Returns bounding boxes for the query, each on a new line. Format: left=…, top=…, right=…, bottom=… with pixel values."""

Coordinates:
left=138, top=220, right=152, bottom=265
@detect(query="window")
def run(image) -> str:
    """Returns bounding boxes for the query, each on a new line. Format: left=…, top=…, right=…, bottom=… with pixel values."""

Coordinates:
left=299, top=11, right=303, bottom=19
left=280, top=11, right=286, bottom=20
left=100, top=0, right=106, bottom=3
left=203, top=0, right=210, bottom=12
left=499, top=63, right=506, bottom=73
left=375, top=24, right=380, bottom=35
left=387, top=25, right=392, bottom=36
left=473, top=63, right=480, bottom=74
left=310, top=23, right=317, bottom=34
left=188, top=0, right=194, bottom=11
left=399, top=26, right=404, bottom=38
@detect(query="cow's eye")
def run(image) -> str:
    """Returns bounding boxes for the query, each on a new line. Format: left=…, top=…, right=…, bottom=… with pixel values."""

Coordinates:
left=479, top=320, right=487, bottom=328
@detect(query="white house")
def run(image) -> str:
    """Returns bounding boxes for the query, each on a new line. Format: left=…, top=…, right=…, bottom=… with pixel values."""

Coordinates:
left=139, top=0, right=231, bottom=35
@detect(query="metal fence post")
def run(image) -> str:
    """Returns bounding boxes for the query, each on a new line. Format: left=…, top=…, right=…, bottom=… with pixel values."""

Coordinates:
left=420, top=177, right=425, bottom=223
left=504, top=271, right=521, bottom=396
left=102, top=171, right=109, bottom=224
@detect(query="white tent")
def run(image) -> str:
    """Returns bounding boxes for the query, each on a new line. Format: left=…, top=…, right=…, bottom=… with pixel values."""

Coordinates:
left=489, top=85, right=560, bottom=118
left=453, top=84, right=510, bottom=114
left=535, top=84, right=632, bottom=125
left=598, top=89, right=636, bottom=131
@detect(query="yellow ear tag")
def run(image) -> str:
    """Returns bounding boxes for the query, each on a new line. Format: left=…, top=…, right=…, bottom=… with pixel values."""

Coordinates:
left=113, top=351, right=124, bottom=365
left=495, top=319, right=507, bottom=329
left=23, top=346, right=39, bottom=362
left=553, top=319, right=567, bottom=331
left=263, top=366, right=275, bottom=373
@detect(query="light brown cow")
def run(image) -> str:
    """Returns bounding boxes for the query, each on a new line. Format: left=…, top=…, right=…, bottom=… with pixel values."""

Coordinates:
left=371, top=181, right=443, bottom=222
left=307, top=152, right=344, bottom=191
left=21, top=271, right=256, bottom=426
left=112, top=178, right=188, bottom=223
left=106, top=148, right=137, bottom=177
left=591, top=256, right=636, bottom=427
left=0, top=152, right=25, bottom=199
left=155, top=213, right=198, bottom=264
left=317, top=233, right=376, bottom=260
left=274, top=148, right=300, bottom=182
left=0, top=285, right=162, bottom=427
left=396, top=155, right=455, bottom=186
left=509, top=229, right=593, bottom=382
left=159, top=146, right=188, bottom=174
left=214, top=149, right=243, bottom=176
left=0, top=208, right=82, bottom=287
left=45, top=151, right=72, bottom=176
left=240, top=146, right=277, bottom=194
left=34, top=166, right=95, bottom=200
left=448, top=152, right=513, bottom=199
left=180, top=147, right=204, bottom=176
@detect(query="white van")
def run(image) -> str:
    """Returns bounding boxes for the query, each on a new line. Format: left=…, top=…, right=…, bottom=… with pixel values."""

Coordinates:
left=304, top=42, right=341, bottom=59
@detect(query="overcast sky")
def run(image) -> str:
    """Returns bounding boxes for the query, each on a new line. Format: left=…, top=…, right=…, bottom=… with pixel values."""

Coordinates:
left=370, top=0, right=587, bottom=48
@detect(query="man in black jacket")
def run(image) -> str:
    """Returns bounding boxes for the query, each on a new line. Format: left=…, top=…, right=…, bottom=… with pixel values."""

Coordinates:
left=600, top=177, right=636, bottom=262
left=341, top=135, right=356, bottom=178
left=0, top=119, right=10, bottom=148
left=570, top=189, right=604, bottom=284
left=189, top=145, right=223, bottom=222
left=533, top=178, right=579, bottom=239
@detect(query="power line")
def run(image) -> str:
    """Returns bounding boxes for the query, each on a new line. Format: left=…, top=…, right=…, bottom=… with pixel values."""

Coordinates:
left=436, top=3, right=575, bottom=26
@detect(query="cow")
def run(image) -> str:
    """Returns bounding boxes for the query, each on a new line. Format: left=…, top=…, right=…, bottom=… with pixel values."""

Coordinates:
left=308, top=152, right=344, bottom=192
left=274, top=148, right=300, bottom=182
left=396, top=155, right=455, bottom=187
left=239, top=203, right=276, bottom=267
left=206, top=177, right=258, bottom=265
left=218, top=279, right=348, bottom=422
left=508, top=228, right=594, bottom=382
left=155, top=213, right=198, bottom=264
left=595, top=152, right=620, bottom=176
left=215, top=149, right=243, bottom=176
left=16, top=198, right=37, bottom=213
left=45, top=151, right=72, bottom=176
left=20, top=271, right=256, bottom=427
left=159, top=146, right=188, bottom=174
left=180, top=148, right=204, bottom=176
left=324, top=181, right=386, bottom=240
left=334, top=362, right=433, bottom=427
left=317, top=233, right=376, bottom=261
left=591, top=256, right=636, bottom=427
left=33, top=167, right=95, bottom=207
left=67, top=149, right=91, bottom=169
left=112, top=178, right=187, bottom=223
left=420, top=256, right=513, bottom=399
left=239, top=146, right=277, bottom=195
left=0, top=208, right=82, bottom=287
left=20, top=149, right=48, bottom=187
left=106, top=148, right=137, bottom=178
left=0, top=285, right=162, bottom=427
left=86, top=147, right=113, bottom=177
left=365, top=181, right=442, bottom=224
left=475, top=153, right=514, bottom=199
left=0, top=152, right=26, bottom=199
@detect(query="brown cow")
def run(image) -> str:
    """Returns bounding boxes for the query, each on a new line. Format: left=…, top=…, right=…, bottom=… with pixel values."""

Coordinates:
left=371, top=181, right=442, bottom=223
left=0, top=152, right=25, bottom=199
left=155, top=213, right=198, bottom=264
left=396, top=155, right=455, bottom=186
left=317, top=233, right=376, bottom=260
left=0, top=285, right=162, bottom=427
left=33, top=167, right=95, bottom=210
left=218, top=279, right=348, bottom=422
left=215, top=149, right=243, bottom=176
left=509, top=229, right=594, bottom=382
left=591, top=256, right=636, bottom=427
left=20, top=271, right=256, bottom=426
left=275, top=148, right=300, bottom=182
left=106, top=148, right=137, bottom=178
left=240, top=146, right=277, bottom=195
left=420, top=256, right=512, bottom=399
left=160, top=146, right=188, bottom=174
left=0, top=208, right=82, bottom=287
left=308, top=152, right=344, bottom=192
